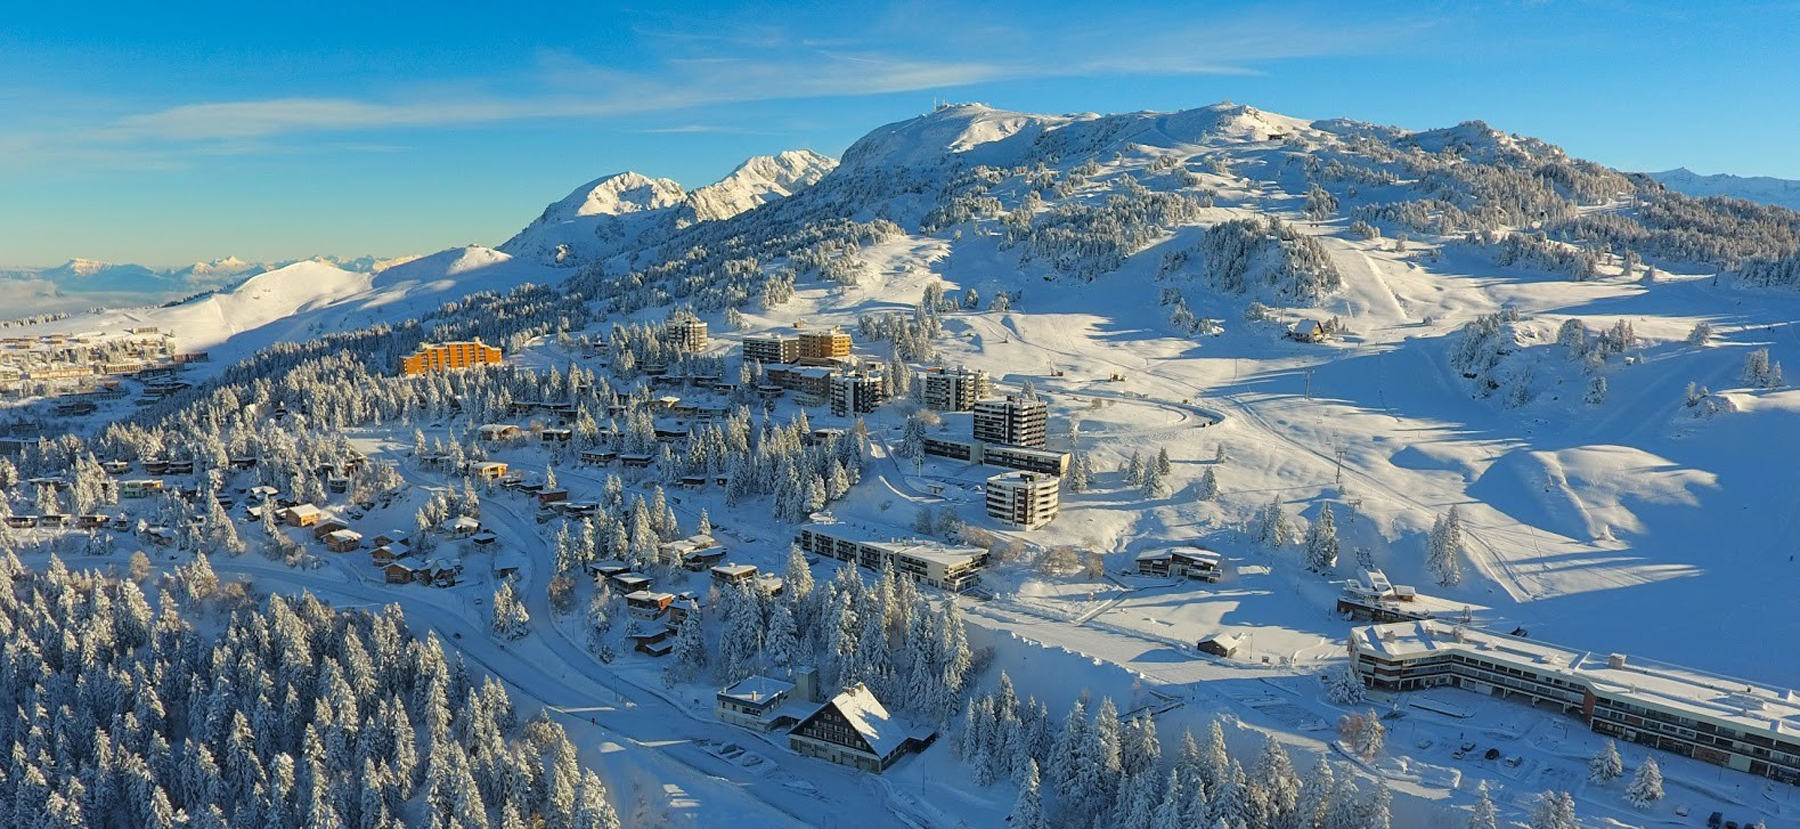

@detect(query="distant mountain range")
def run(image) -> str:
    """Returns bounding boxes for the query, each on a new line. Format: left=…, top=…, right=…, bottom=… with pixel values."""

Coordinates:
left=0, top=254, right=417, bottom=301
left=1648, top=167, right=1800, bottom=212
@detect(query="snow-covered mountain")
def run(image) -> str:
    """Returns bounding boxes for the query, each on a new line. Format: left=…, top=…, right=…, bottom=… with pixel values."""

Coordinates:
left=1649, top=166, right=1800, bottom=211
left=167, top=255, right=270, bottom=285
left=679, top=149, right=836, bottom=224
left=34, top=258, right=169, bottom=292
left=499, top=150, right=837, bottom=265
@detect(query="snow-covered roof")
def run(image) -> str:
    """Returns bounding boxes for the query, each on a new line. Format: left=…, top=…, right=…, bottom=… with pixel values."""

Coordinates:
left=822, top=683, right=910, bottom=759
left=286, top=504, right=321, bottom=517
left=624, top=590, right=674, bottom=603
left=1173, top=548, right=1222, bottom=565
left=1202, top=633, right=1244, bottom=649
left=325, top=529, right=362, bottom=542
left=712, top=564, right=758, bottom=578
left=719, top=675, right=794, bottom=705
left=445, top=516, right=480, bottom=530
left=1359, top=568, right=1393, bottom=592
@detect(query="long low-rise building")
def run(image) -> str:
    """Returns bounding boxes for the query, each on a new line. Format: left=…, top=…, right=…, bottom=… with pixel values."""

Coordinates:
left=1349, top=620, right=1800, bottom=785
left=794, top=523, right=988, bottom=592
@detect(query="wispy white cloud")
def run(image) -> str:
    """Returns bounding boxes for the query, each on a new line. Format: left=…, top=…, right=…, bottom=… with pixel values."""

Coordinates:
left=21, top=9, right=1424, bottom=159
left=632, top=124, right=775, bottom=134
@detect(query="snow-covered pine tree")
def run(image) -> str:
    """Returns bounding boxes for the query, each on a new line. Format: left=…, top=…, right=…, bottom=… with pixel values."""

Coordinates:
left=1529, top=790, right=1579, bottom=829
left=670, top=607, right=707, bottom=681
left=1255, top=732, right=1300, bottom=824
left=1589, top=738, right=1624, bottom=785
left=1746, top=347, right=1784, bottom=389
left=1090, top=698, right=1127, bottom=815
left=1324, top=662, right=1367, bottom=705
left=491, top=582, right=530, bottom=640
left=1049, top=698, right=1090, bottom=799
left=1256, top=496, right=1292, bottom=549
left=1360, top=778, right=1393, bottom=829
left=764, top=601, right=799, bottom=671
left=1428, top=505, right=1467, bottom=587
left=1305, top=503, right=1340, bottom=571
left=1140, top=462, right=1169, bottom=499
left=1126, top=450, right=1145, bottom=487
left=1338, top=708, right=1384, bottom=760
left=1012, top=758, right=1047, bottom=829
left=1467, top=780, right=1498, bottom=829
left=1625, top=756, right=1663, bottom=808
left=1196, top=467, right=1219, bottom=501
left=1585, top=375, right=1607, bottom=405
left=1067, top=450, right=1092, bottom=493
left=1296, top=757, right=1334, bottom=829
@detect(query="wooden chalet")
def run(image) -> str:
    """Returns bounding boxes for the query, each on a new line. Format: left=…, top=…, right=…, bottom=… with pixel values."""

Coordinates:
left=787, top=683, right=934, bottom=773
left=624, top=590, right=675, bottom=619
left=628, top=626, right=676, bottom=657
left=324, top=529, right=364, bottom=553
left=281, top=504, right=323, bottom=527
left=1197, top=633, right=1244, bottom=658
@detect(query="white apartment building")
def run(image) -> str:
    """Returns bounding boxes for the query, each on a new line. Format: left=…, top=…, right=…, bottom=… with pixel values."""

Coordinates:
left=973, top=395, right=1047, bottom=448
left=919, top=366, right=991, bottom=412
left=743, top=335, right=799, bottom=365
left=984, top=471, right=1060, bottom=529
left=667, top=314, right=709, bottom=352
left=830, top=372, right=886, bottom=417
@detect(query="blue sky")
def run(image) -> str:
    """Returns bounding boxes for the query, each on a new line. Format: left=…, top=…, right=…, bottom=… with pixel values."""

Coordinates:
left=3, top=0, right=1796, bottom=268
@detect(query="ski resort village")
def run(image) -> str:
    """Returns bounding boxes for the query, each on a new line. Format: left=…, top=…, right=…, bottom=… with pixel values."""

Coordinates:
left=7, top=96, right=1800, bottom=829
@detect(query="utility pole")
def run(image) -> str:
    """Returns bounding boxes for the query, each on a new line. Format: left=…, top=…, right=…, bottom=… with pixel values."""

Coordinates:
left=1304, top=368, right=1314, bottom=399
left=1335, top=445, right=1347, bottom=485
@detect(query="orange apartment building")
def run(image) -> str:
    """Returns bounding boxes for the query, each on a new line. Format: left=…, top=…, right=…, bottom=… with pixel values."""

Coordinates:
left=400, top=340, right=503, bottom=376
left=797, top=329, right=852, bottom=361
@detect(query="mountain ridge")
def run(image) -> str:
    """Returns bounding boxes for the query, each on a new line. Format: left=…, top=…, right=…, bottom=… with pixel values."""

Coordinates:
left=1649, top=166, right=1800, bottom=211
left=498, top=149, right=838, bottom=266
